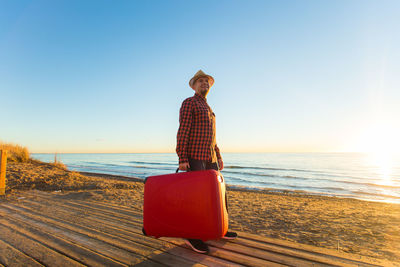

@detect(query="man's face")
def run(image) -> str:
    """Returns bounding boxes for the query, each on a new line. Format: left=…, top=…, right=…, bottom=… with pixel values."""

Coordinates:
left=192, top=77, right=210, bottom=96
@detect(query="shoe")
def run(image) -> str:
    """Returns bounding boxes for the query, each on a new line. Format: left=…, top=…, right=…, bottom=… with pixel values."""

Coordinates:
left=185, top=239, right=209, bottom=254
left=222, top=231, right=238, bottom=240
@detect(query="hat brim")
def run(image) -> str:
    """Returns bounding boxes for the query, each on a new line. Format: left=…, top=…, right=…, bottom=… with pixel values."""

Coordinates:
left=189, top=75, right=214, bottom=88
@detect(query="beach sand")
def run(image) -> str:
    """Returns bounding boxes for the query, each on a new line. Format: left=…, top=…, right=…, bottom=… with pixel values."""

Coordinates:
left=4, top=161, right=400, bottom=263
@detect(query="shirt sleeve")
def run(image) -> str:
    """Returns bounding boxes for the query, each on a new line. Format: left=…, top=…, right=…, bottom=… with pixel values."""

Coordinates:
left=176, top=99, right=192, bottom=164
left=215, top=144, right=222, bottom=161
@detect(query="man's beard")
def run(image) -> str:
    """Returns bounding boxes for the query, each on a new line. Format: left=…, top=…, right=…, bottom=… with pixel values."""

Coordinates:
left=199, top=88, right=210, bottom=96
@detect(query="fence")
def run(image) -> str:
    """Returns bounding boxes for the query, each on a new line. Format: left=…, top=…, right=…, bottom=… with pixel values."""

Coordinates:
left=0, top=150, right=7, bottom=195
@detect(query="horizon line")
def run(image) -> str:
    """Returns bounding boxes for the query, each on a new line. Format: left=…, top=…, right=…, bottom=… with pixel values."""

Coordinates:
left=30, top=151, right=368, bottom=154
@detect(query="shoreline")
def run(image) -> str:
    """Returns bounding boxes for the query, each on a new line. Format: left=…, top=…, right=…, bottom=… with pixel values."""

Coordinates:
left=80, top=170, right=400, bottom=206
left=30, top=153, right=400, bottom=205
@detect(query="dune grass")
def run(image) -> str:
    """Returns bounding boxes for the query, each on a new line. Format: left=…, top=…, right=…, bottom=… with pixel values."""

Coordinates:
left=0, top=141, right=67, bottom=170
left=53, top=153, right=67, bottom=170
left=0, top=141, right=30, bottom=162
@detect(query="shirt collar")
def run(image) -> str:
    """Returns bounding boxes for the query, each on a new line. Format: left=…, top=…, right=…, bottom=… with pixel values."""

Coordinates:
left=194, top=93, right=207, bottom=102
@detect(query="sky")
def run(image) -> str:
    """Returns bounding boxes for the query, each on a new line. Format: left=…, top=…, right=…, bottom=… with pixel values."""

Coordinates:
left=1, top=0, right=400, bottom=154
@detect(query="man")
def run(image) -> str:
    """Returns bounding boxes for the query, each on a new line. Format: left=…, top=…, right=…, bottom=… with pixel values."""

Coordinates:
left=176, top=70, right=237, bottom=254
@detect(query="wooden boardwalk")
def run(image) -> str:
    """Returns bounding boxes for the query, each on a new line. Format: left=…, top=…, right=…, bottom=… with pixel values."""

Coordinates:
left=0, top=190, right=394, bottom=267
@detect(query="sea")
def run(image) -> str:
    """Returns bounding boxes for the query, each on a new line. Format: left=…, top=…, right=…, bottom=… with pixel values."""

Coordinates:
left=31, top=153, right=400, bottom=204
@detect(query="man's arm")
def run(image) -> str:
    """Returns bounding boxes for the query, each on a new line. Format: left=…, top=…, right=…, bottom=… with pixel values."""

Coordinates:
left=215, top=144, right=224, bottom=170
left=176, top=99, right=192, bottom=168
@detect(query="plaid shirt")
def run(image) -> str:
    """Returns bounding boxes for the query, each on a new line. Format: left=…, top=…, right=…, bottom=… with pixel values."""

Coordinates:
left=176, top=93, right=222, bottom=164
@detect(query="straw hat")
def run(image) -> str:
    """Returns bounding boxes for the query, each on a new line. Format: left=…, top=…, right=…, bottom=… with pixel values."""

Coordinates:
left=189, top=70, right=215, bottom=88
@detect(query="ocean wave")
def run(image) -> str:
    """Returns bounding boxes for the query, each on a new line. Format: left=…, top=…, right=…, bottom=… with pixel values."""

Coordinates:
left=68, top=164, right=146, bottom=176
left=84, top=162, right=128, bottom=168
left=222, top=170, right=278, bottom=177
left=224, top=165, right=313, bottom=172
left=128, top=161, right=175, bottom=166
left=74, top=162, right=400, bottom=191
left=226, top=185, right=400, bottom=203
left=223, top=166, right=391, bottom=182
left=350, top=190, right=400, bottom=199
left=223, top=170, right=334, bottom=182
left=222, top=170, right=400, bottom=190
left=225, top=175, right=352, bottom=193
left=133, top=165, right=175, bottom=170
left=341, top=181, right=400, bottom=189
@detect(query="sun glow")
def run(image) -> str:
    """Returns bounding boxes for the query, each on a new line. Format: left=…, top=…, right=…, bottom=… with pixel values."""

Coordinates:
left=356, top=121, right=400, bottom=186
left=367, top=151, right=393, bottom=186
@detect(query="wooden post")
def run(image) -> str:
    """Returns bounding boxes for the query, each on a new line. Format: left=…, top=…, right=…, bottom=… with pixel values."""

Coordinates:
left=0, top=150, right=7, bottom=195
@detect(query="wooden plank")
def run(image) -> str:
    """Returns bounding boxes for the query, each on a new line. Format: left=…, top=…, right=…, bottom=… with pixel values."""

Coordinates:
left=32, top=197, right=378, bottom=266
left=207, top=240, right=326, bottom=267
left=36, top=196, right=137, bottom=221
left=84, top=197, right=143, bottom=212
left=33, top=190, right=144, bottom=213
left=71, top=198, right=143, bottom=217
left=0, top=222, right=84, bottom=267
left=0, top=216, right=126, bottom=267
left=0, top=205, right=148, bottom=266
left=144, top=250, right=207, bottom=267
left=11, top=197, right=241, bottom=267
left=19, top=196, right=144, bottom=226
left=0, top=238, right=43, bottom=267
left=20, top=193, right=390, bottom=264
left=52, top=198, right=140, bottom=220
left=216, top=237, right=357, bottom=267
left=12, top=191, right=395, bottom=267
left=209, top=245, right=286, bottom=267
left=16, top=197, right=174, bottom=248
left=161, top=238, right=284, bottom=267
left=16, top=198, right=145, bottom=235
left=236, top=231, right=389, bottom=266
left=159, top=244, right=245, bottom=267
left=16, top=197, right=148, bottom=240
left=0, top=204, right=206, bottom=267
left=18, top=196, right=143, bottom=223
left=0, top=217, right=170, bottom=267
left=1, top=203, right=162, bottom=255
left=24, top=190, right=143, bottom=219
left=18, top=195, right=260, bottom=266
left=131, top=259, right=167, bottom=267
left=0, top=150, right=7, bottom=195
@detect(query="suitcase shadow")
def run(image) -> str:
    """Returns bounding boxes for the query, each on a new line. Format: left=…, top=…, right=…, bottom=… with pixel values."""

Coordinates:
left=131, top=237, right=236, bottom=266
left=132, top=245, right=215, bottom=266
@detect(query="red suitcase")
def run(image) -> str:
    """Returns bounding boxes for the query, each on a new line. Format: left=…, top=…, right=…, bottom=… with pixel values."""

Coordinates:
left=143, top=169, right=228, bottom=241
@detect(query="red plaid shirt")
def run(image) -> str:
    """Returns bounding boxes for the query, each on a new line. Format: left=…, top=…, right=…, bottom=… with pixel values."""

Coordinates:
left=176, top=93, right=222, bottom=164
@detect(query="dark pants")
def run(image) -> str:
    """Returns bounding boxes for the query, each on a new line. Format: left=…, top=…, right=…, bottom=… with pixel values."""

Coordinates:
left=188, top=158, right=228, bottom=213
left=188, top=158, right=219, bottom=171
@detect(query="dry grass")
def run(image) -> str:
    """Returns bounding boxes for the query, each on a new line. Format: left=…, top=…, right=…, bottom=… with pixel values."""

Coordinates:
left=0, top=141, right=30, bottom=162
left=5, top=160, right=142, bottom=193
left=52, top=160, right=67, bottom=170
left=0, top=141, right=69, bottom=170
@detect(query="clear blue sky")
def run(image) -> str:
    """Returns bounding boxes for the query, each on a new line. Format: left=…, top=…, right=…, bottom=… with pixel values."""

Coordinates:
left=1, top=0, right=399, bottom=153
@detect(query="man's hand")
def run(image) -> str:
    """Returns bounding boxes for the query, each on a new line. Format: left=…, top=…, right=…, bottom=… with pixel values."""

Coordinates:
left=218, top=159, right=224, bottom=170
left=179, top=162, right=190, bottom=171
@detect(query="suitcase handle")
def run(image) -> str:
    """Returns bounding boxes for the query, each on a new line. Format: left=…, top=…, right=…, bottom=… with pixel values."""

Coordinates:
left=144, top=167, right=191, bottom=184
left=176, top=167, right=191, bottom=173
